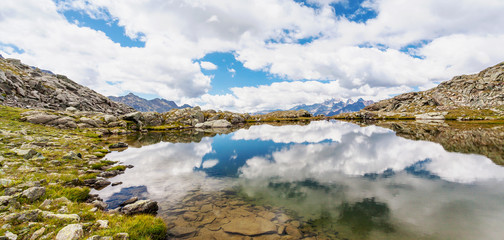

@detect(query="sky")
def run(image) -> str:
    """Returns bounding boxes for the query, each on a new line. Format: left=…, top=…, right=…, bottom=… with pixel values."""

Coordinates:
left=1, top=0, right=504, bottom=112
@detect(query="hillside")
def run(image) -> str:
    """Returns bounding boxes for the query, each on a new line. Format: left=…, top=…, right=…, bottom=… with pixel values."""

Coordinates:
left=338, top=62, right=504, bottom=120
left=109, top=93, right=191, bottom=112
left=291, top=98, right=373, bottom=116
left=0, top=57, right=134, bottom=115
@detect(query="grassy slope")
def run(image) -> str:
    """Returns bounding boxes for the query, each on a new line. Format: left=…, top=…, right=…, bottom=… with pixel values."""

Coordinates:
left=0, top=105, right=166, bottom=239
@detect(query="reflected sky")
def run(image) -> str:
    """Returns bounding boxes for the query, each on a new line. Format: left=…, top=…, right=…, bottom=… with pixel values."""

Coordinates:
left=96, top=120, right=504, bottom=240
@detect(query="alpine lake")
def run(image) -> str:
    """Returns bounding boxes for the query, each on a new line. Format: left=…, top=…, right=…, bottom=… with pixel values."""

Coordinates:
left=93, top=120, right=504, bottom=240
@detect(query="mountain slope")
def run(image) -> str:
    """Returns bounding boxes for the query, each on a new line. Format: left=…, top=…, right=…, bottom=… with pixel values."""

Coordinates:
left=291, top=98, right=374, bottom=116
left=109, top=93, right=191, bottom=112
left=0, top=57, right=134, bottom=115
left=339, top=62, right=504, bottom=120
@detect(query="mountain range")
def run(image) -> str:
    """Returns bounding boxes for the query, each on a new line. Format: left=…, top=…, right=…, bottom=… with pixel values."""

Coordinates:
left=109, top=93, right=191, bottom=113
left=290, top=98, right=374, bottom=116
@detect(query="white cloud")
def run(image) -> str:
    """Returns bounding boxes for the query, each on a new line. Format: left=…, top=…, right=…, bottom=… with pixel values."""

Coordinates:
left=199, top=61, right=218, bottom=70
left=0, top=0, right=503, bottom=111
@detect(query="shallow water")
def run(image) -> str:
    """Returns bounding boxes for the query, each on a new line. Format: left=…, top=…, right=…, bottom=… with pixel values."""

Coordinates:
left=95, top=120, right=504, bottom=239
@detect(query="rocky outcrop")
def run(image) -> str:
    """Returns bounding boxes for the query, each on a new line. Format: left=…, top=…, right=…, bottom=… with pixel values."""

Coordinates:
left=109, top=92, right=191, bottom=112
left=253, top=109, right=312, bottom=120
left=358, top=62, right=504, bottom=116
left=0, top=57, right=134, bottom=115
left=55, top=224, right=83, bottom=240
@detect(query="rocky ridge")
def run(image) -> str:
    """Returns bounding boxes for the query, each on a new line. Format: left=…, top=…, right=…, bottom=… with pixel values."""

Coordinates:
left=109, top=92, right=191, bottom=113
left=339, top=62, right=504, bottom=120
left=0, top=57, right=135, bottom=115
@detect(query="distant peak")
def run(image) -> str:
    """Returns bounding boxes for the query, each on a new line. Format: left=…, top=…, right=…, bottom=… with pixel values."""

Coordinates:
left=126, top=92, right=137, bottom=97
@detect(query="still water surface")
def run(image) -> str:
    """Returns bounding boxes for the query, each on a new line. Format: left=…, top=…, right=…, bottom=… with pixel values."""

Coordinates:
left=95, top=120, right=504, bottom=239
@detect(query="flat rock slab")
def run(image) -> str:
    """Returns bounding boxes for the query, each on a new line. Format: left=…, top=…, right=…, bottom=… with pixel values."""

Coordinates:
left=222, top=216, right=277, bottom=236
left=169, top=226, right=197, bottom=237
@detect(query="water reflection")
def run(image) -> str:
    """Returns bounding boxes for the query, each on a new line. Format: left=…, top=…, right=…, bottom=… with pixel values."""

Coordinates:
left=96, top=120, right=504, bottom=240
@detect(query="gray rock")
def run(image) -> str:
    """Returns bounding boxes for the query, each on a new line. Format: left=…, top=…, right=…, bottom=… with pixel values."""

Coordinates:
left=168, top=226, right=196, bottom=238
left=92, top=200, right=107, bottom=210
left=4, top=231, right=17, bottom=240
left=25, top=114, right=59, bottom=124
left=62, top=151, right=81, bottom=160
left=12, top=149, right=38, bottom=159
left=121, top=199, right=158, bottom=215
left=96, top=220, right=109, bottom=229
left=65, top=107, right=78, bottom=113
left=0, top=196, right=13, bottom=206
left=109, top=142, right=128, bottom=149
left=55, top=224, right=83, bottom=240
left=119, top=197, right=138, bottom=206
left=21, top=187, right=46, bottom=202
left=30, top=227, right=45, bottom=240
left=42, top=211, right=80, bottom=222
left=195, top=119, right=232, bottom=128
left=114, top=233, right=129, bottom=240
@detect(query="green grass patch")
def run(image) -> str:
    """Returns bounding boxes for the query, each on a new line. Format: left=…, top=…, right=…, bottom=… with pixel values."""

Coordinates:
left=95, top=214, right=167, bottom=240
left=46, top=186, right=90, bottom=202
left=107, top=165, right=126, bottom=171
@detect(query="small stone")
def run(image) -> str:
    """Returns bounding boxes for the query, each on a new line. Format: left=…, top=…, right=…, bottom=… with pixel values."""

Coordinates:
left=62, top=152, right=81, bottom=160
left=22, top=187, right=46, bottom=202
left=30, top=227, right=46, bottom=240
left=5, top=231, right=17, bottom=240
left=55, top=224, right=83, bottom=240
left=119, top=197, right=138, bottom=207
left=285, top=226, right=302, bottom=238
left=109, top=142, right=128, bottom=149
left=277, top=225, right=285, bottom=235
left=111, top=182, right=122, bottom=186
left=92, top=200, right=107, bottom=210
left=96, top=220, right=109, bottom=229
left=89, top=207, right=98, bottom=212
left=114, top=233, right=129, bottom=240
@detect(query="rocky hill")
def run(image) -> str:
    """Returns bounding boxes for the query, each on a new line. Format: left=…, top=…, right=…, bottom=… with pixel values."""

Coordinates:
left=291, top=98, right=374, bottom=116
left=339, top=62, right=504, bottom=120
left=109, top=93, right=191, bottom=112
left=0, top=57, right=134, bottom=115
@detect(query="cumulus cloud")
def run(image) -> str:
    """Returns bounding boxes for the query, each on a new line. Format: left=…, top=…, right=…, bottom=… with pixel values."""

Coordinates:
left=0, top=0, right=503, bottom=111
left=199, top=61, right=218, bottom=70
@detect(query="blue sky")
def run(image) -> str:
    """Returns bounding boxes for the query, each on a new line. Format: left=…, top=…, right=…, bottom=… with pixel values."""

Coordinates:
left=1, top=0, right=503, bottom=112
left=55, top=0, right=382, bottom=97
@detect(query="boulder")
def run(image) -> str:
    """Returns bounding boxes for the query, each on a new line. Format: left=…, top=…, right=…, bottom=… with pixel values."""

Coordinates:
left=55, top=224, right=83, bottom=240
left=21, top=187, right=45, bottom=202
left=121, top=199, right=158, bottom=215
left=195, top=119, right=232, bottom=128
left=109, top=142, right=128, bottom=149
left=12, top=149, right=38, bottom=159
left=222, top=216, right=277, bottom=236
left=42, top=211, right=80, bottom=222
left=25, top=113, right=59, bottom=124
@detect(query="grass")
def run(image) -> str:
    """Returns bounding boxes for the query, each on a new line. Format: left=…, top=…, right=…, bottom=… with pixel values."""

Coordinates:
left=0, top=105, right=168, bottom=239
left=45, top=186, right=90, bottom=202
left=95, top=214, right=167, bottom=240
left=107, top=165, right=127, bottom=171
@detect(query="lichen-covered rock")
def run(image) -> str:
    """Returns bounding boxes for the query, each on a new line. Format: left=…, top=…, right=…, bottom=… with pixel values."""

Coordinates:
left=21, top=187, right=45, bottom=202
left=55, top=224, right=83, bottom=240
left=121, top=199, right=158, bottom=215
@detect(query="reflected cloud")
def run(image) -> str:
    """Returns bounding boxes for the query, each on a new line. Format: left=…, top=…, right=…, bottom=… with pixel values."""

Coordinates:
left=239, top=123, right=504, bottom=184
left=94, top=138, right=233, bottom=207
left=232, top=121, right=390, bottom=143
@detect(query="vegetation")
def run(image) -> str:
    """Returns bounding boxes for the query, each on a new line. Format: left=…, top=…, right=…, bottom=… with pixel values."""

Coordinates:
left=0, top=105, right=167, bottom=239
